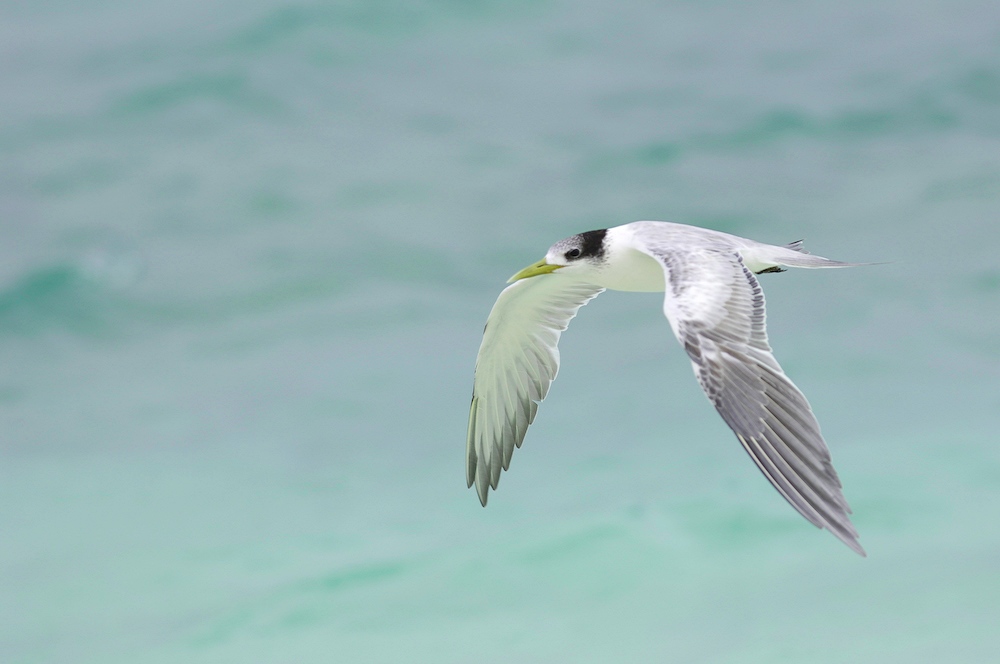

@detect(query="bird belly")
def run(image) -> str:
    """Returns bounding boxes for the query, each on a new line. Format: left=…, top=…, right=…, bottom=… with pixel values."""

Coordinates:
left=599, top=248, right=666, bottom=292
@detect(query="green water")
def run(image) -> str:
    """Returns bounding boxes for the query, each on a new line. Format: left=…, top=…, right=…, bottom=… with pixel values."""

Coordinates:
left=2, top=1, right=999, bottom=662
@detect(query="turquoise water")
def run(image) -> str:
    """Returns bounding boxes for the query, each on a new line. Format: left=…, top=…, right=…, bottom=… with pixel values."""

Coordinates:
left=2, top=1, right=1000, bottom=661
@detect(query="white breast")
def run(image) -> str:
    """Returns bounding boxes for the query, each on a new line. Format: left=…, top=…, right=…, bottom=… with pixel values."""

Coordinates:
left=598, top=245, right=666, bottom=292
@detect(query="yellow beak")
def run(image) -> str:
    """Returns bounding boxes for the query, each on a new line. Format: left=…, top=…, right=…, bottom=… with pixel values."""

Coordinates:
left=507, top=258, right=563, bottom=283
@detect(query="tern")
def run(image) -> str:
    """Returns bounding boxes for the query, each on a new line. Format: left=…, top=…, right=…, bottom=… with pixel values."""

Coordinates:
left=466, top=221, right=867, bottom=555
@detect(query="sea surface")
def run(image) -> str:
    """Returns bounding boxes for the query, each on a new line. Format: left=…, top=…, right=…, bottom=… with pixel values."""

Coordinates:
left=2, top=1, right=1000, bottom=662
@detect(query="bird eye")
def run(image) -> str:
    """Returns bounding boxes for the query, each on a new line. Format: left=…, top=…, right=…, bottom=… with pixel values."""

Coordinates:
left=565, top=248, right=581, bottom=259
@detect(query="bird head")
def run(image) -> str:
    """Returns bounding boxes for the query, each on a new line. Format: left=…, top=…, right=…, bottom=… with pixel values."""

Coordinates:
left=508, top=229, right=609, bottom=283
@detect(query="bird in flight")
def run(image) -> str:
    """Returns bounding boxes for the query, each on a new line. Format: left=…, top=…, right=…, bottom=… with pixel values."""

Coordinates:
left=466, top=221, right=866, bottom=555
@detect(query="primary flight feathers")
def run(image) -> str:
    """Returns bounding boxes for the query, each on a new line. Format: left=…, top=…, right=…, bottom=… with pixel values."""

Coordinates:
left=466, top=221, right=866, bottom=556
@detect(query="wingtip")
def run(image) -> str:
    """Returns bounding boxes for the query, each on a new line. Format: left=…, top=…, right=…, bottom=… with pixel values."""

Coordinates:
left=466, top=396, right=479, bottom=488
left=784, top=239, right=809, bottom=254
left=834, top=530, right=866, bottom=557
left=475, top=478, right=490, bottom=507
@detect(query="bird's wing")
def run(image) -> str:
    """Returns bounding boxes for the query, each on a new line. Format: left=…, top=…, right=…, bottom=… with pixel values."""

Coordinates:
left=632, top=237, right=864, bottom=555
left=467, top=274, right=604, bottom=505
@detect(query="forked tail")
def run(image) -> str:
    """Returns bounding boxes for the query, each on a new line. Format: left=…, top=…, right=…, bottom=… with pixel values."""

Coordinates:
left=770, top=240, right=874, bottom=269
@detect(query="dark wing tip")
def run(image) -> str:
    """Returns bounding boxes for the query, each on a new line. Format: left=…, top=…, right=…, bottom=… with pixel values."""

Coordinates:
left=784, top=239, right=809, bottom=254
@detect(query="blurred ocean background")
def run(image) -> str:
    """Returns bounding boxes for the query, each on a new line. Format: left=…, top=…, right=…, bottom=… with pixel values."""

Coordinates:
left=2, top=1, right=999, bottom=662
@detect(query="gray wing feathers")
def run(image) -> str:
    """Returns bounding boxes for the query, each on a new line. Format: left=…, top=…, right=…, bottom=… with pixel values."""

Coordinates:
left=637, top=237, right=864, bottom=555
left=467, top=277, right=604, bottom=505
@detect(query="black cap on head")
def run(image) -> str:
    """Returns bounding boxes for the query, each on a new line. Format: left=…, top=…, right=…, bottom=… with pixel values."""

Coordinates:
left=577, top=229, right=607, bottom=259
